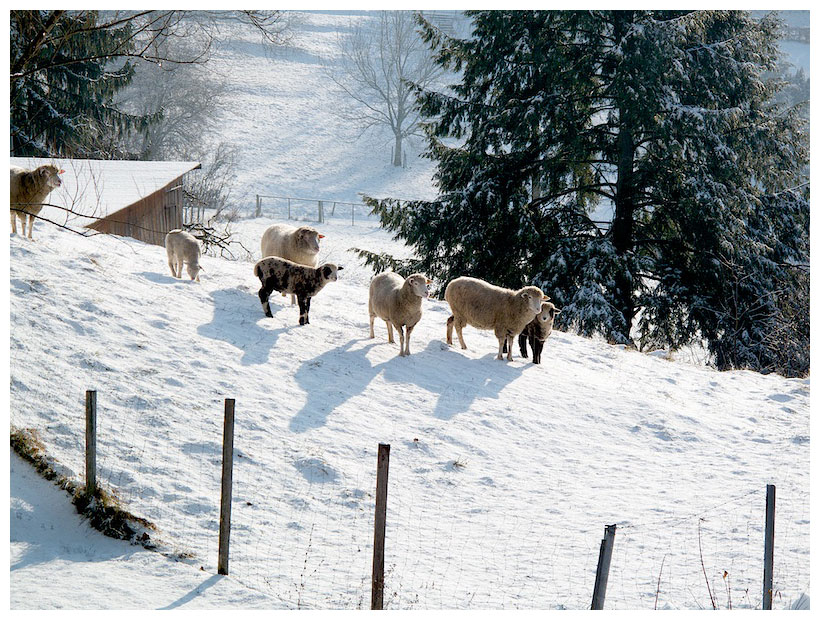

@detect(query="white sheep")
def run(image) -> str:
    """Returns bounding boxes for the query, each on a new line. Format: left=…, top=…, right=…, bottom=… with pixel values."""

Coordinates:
left=368, top=272, right=432, bottom=357
left=165, top=229, right=202, bottom=282
left=444, top=276, right=548, bottom=361
left=260, top=223, right=324, bottom=304
left=10, top=164, right=63, bottom=240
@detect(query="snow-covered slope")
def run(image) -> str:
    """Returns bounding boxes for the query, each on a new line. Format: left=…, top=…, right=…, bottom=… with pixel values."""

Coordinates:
left=9, top=219, right=809, bottom=610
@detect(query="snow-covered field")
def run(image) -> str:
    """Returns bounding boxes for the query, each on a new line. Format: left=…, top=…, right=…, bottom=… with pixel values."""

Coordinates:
left=9, top=10, right=811, bottom=611
left=9, top=216, right=810, bottom=610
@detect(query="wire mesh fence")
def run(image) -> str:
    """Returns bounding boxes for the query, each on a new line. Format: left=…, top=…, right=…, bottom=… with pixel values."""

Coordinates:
left=254, top=195, right=380, bottom=226
left=9, top=390, right=811, bottom=610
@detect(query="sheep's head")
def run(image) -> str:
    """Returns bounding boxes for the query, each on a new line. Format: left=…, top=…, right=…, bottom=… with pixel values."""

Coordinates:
left=187, top=262, right=201, bottom=282
left=38, top=165, right=63, bottom=191
left=297, top=226, right=322, bottom=254
left=518, top=286, right=548, bottom=314
left=406, top=273, right=432, bottom=298
left=321, top=263, right=342, bottom=282
left=536, top=301, right=561, bottom=335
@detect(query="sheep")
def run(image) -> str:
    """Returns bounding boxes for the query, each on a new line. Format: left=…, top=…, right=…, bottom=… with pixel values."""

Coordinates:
left=368, top=272, right=432, bottom=357
left=515, top=301, right=561, bottom=364
left=444, top=276, right=548, bottom=361
left=165, top=229, right=202, bottom=282
left=10, top=164, right=63, bottom=240
left=254, top=256, right=342, bottom=325
left=260, top=223, right=325, bottom=305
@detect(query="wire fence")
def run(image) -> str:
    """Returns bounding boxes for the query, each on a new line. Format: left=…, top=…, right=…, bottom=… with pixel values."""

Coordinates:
left=8, top=388, right=811, bottom=610
left=254, top=194, right=381, bottom=226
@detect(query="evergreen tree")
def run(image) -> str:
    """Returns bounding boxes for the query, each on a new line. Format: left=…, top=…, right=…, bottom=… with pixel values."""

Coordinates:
left=10, top=10, right=158, bottom=158
left=362, top=10, right=808, bottom=376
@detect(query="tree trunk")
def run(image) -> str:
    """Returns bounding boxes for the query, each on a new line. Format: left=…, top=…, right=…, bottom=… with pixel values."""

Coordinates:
left=609, top=11, right=637, bottom=344
left=392, top=132, right=403, bottom=167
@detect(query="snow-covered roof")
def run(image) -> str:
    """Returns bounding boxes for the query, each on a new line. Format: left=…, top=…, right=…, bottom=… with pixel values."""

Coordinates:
left=10, top=157, right=200, bottom=228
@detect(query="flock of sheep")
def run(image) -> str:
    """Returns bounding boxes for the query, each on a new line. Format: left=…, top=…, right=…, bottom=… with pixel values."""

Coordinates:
left=10, top=163, right=559, bottom=364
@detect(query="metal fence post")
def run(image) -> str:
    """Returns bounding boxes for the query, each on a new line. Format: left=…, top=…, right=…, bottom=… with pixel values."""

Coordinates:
left=85, top=390, right=97, bottom=496
left=218, top=398, right=236, bottom=575
left=591, top=524, right=617, bottom=609
left=371, top=443, right=390, bottom=610
left=763, top=484, right=776, bottom=610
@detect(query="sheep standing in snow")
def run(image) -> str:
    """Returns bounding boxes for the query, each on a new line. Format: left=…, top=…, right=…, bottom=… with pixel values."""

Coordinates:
left=260, top=223, right=324, bottom=304
left=165, top=229, right=202, bottom=281
left=10, top=164, right=63, bottom=240
left=516, top=301, right=561, bottom=364
left=444, top=276, right=547, bottom=361
left=368, top=272, right=432, bottom=357
left=254, top=256, right=342, bottom=325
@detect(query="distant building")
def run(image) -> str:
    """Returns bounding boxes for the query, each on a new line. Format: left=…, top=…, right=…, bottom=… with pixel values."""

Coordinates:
left=10, top=157, right=201, bottom=246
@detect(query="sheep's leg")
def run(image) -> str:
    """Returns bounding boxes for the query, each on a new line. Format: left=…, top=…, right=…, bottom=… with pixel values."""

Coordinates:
left=258, top=285, right=274, bottom=318
left=446, top=316, right=454, bottom=345
left=297, top=295, right=309, bottom=325
left=496, top=337, right=506, bottom=360
left=519, top=333, right=529, bottom=358
left=369, top=313, right=376, bottom=339
left=305, top=297, right=311, bottom=324
left=404, top=324, right=415, bottom=356
left=10, top=211, right=17, bottom=235
left=397, top=326, right=406, bottom=356
left=385, top=321, right=395, bottom=343
left=289, top=293, right=296, bottom=305
left=532, top=338, right=543, bottom=364
left=168, top=256, right=177, bottom=278
left=25, top=214, right=34, bottom=239
left=454, top=319, right=467, bottom=350
left=505, top=335, right=514, bottom=361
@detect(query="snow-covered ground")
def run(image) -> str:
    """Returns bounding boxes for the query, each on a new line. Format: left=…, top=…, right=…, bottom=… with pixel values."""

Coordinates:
left=9, top=216, right=810, bottom=610
left=8, top=10, right=811, bottom=611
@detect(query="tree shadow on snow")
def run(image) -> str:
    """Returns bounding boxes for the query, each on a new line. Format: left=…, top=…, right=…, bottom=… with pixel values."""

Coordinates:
left=289, top=337, right=526, bottom=432
left=197, top=287, right=289, bottom=366
left=137, top=271, right=186, bottom=285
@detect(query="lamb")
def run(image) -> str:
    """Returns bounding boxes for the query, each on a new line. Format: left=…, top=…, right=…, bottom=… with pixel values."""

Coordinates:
left=368, top=272, right=432, bottom=357
left=515, top=301, right=561, bottom=364
left=10, top=164, right=63, bottom=240
left=444, top=276, right=548, bottom=361
left=254, top=256, right=342, bottom=325
left=165, top=229, right=202, bottom=282
left=260, top=223, right=324, bottom=305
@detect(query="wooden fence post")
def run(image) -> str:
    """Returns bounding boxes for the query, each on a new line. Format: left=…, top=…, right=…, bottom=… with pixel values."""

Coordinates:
left=591, top=524, right=617, bottom=609
left=318, top=200, right=324, bottom=223
left=763, top=484, right=776, bottom=610
left=371, top=443, right=390, bottom=610
left=85, top=390, right=97, bottom=496
left=255, top=195, right=261, bottom=218
left=218, top=398, right=236, bottom=576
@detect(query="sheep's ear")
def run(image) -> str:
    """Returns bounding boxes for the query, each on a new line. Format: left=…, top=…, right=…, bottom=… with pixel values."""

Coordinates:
left=337, top=265, right=344, bottom=270
left=554, top=308, right=561, bottom=314
left=322, top=265, right=332, bottom=278
left=426, top=279, right=433, bottom=285
left=521, top=292, right=530, bottom=300
left=319, top=234, right=325, bottom=239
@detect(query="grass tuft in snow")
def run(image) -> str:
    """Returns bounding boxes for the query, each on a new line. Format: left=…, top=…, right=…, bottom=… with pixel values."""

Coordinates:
left=11, top=426, right=158, bottom=550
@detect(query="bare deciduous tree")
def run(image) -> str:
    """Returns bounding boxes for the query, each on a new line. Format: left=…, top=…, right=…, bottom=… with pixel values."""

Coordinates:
left=327, top=11, right=445, bottom=167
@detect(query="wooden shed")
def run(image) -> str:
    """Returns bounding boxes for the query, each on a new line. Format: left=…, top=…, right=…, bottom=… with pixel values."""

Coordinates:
left=10, top=157, right=201, bottom=246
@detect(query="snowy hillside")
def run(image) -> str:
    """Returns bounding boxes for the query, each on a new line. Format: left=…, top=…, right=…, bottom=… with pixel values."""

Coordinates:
left=9, top=218, right=810, bottom=610
left=9, top=10, right=811, bottom=611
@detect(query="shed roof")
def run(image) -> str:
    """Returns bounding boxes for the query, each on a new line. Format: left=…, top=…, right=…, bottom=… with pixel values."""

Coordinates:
left=10, top=157, right=200, bottom=228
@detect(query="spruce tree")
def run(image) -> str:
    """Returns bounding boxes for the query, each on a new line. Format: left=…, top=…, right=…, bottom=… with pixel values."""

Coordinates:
left=362, top=10, right=808, bottom=376
left=10, top=10, right=156, bottom=158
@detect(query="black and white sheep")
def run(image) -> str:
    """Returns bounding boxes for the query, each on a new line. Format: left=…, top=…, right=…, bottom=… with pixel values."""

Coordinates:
left=253, top=256, right=342, bottom=325
left=444, top=276, right=548, bottom=361
left=260, top=223, right=325, bottom=305
left=10, top=164, right=63, bottom=239
left=368, top=272, right=431, bottom=356
left=165, top=229, right=202, bottom=281
left=515, top=301, right=561, bottom=364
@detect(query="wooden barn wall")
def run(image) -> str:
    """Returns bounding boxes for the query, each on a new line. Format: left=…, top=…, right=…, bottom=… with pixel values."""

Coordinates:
left=87, top=176, right=184, bottom=246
